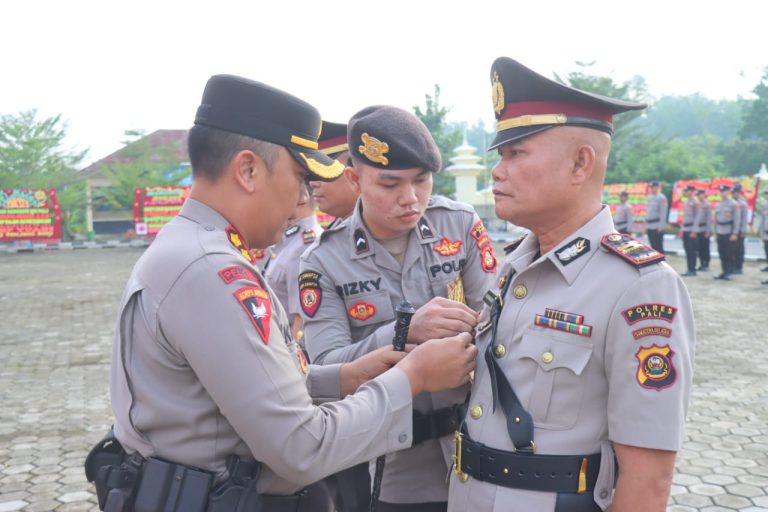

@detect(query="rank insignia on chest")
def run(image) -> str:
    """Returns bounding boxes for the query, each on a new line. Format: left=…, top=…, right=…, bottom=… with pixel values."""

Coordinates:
left=417, top=218, right=435, bottom=240
left=299, top=271, right=322, bottom=318
left=555, top=237, right=590, bottom=265
left=226, top=226, right=254, bottom=264
left=534, top=308, right=592, bottom=337
left=635, top=344, right=677, bottom=390
left=234, top=286, right=271, bottom=344
left=601, top=233, right=664, bottom=268
left=302, top=229, right=316, bottom=244
left=433, top=237, right=462, bottom=256
left=348, top=301, right=376, bottom=321
left=353, top=228, right=370, bottom=254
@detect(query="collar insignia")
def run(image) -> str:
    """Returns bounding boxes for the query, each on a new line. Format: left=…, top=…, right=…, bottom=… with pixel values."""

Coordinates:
left=358, top=133, right=389, bottom=166
left=555, top=237, right=590, bottom=265
left=285, top=225, right=299, bottom=237
left=601, top=233, right=665, bottom=268
left=418, top=217, right=434, bottom=239
left=353, top=228, right=370, bottom=254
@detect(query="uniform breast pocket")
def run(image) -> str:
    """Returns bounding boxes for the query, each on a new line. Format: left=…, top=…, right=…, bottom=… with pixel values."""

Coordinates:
left=517, top=331, right=593, bottom=430
left=343, top=291, right=395, bottom=329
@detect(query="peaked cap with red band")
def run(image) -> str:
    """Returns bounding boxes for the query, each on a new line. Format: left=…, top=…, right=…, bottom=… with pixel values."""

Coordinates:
left=488, top=57, right=646, bottom=150
left=318, top=121, right=348, bottom=160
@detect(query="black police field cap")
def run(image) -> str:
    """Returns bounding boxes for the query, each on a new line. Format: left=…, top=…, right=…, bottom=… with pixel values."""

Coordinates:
left=620, top=191, right=629, bottom=197
left=719, top=184, right=732, bottom=192
left=684, top=184, right=696, bottom=192
left=348, top=105, right=441, bottom=173
left=318, top=121, right=348, bottom=160
left=194, top=75, right=343, bottom=181
left=489, top=57, right=647, bottom=150
left=650, top=180, right=661, bottom=187
left=733, top=183, right=743, bottom=192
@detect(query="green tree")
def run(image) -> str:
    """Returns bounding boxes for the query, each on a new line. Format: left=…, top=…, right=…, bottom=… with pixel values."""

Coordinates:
left=0, top=109, right=88, bottom=238
left=96, top=129, right=189, bottom=211
left=640, top=95, right=742, bottom=140
left=413, top=85, right=462, bottom=197
left=740, top=66, right=768, bottom=140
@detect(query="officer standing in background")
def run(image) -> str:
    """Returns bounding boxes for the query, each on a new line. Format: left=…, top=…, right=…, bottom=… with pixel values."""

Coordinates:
left=714, top=184, right=741, bottom=280
left=613, top=191, right=633, bottom=234
left=733, top=183, right=749, bottom=274
left=301, top=105, right=497, bottom=512
left=449, top=57, right=694, bottom=512
left=645, top=180, right=668, bottom=253
left=695, top=188, right=712, bottom=271
left=95, top=75, right=478, bottom=512
left=680, top=184, right=699, bottom=276
left=265, top=184, right=323, bottom=342
left=311, top=121, right=360, bottom=226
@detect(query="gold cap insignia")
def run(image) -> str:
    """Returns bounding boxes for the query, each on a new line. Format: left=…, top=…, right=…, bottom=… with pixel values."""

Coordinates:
left=492, top=71, right=505, bottom=117
left=359, top=132, right=389, bottom=166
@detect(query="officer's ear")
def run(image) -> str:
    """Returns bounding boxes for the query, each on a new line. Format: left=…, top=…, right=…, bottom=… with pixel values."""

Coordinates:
left=345, top=165, right=362, bottom=194
left=231, top=150, right=268, bottom=193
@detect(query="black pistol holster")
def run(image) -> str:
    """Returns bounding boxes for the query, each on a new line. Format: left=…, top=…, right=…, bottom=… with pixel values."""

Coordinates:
left=84, top=428, right=140, bottom=511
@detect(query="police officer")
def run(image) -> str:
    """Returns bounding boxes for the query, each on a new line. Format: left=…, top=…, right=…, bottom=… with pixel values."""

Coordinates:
left=645, top=180, right=668, bottom=253
left=448, top=57, right=695, bottom=512
left=310, top=121, right=360, bottom=227
left=301, top=105, right=497, bottom=512
left=97, top=75, right=477, bottom=512
left=695, top=188, right=712, bottom=271
left=680, top=184, right=699, bottom=276
left=714, top=184, right=741, bottom=280
left=265, top=184, right=323, bottom=341
left=613, top=191, right=633, bottom=234
left=733, top=183, right=749, bottom=274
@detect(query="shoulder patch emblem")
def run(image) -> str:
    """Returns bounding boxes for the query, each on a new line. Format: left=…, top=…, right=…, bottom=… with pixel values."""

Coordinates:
left=226, top=226, right=254, bottom=264
left=234, top=286, right=271, bottom=344
left=285, top=225, right=300, bottom=237
left=470, top=221, right=497, bottom=273
left=299, top=271, right=322, bottom=318
left=218, top=265, right=259, bottom=285
left=417, top=218, right=435, bottom=240
left=601, top=233, right=664, bottom=268
left=632, top=326, right=672, bottom=340
left=353, top=228, right=370, bottom=254
left=622, top=303, right=677, bottom=325
left=433, top=237, right=463, bottom=256
left=359, top=133, right=389, bottom=166
left=555, top=237, right=590, bottom=265
left=302, top=229, right=316, bottom=244
left=348, top=302, right=376, bottom=321
left=636, top=344, right=677, bottom=390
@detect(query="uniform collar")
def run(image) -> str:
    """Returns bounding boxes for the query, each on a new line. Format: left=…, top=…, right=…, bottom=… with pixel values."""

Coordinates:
left=510, top=207, right=615, bottom=286
left=178, top=198, right=232, bottom=231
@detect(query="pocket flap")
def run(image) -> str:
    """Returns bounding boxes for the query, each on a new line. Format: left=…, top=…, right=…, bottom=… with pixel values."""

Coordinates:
left=343, top=290, right=395, bottom=328
left=518, top=331, right=593, bottom=375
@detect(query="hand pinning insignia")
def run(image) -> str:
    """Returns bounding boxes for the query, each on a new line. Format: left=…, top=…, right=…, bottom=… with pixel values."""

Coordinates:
left=359, top=132, right=389, bottom=165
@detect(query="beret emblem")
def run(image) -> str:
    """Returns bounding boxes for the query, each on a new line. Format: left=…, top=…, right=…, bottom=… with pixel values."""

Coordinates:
left=491, top=71, right=505, bottom=116
left=358, top=132, right=390, bottom=166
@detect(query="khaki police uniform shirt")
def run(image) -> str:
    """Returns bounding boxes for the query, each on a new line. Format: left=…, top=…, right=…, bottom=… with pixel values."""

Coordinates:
left=110, top=198, right=414, bottom=495
left=448, top=207, right=695, bottom=512
left=613, top=203, right=632, bottom=232
left=645, top=192, right=668, bottom=230
left=266, top=215, right=322, bottom=316
left=714, top=198, right=740, bottom=235
left=681, top=197, right=699, bottom=233
left=694, top=199, right=712, bottom=234
left=300, top=196, right=498, bottom=504
left=737, top=197, right=749, bottom=235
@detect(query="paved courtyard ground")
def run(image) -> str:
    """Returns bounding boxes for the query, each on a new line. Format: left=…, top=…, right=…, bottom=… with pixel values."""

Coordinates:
left=0, top=247, right=766, bottom=511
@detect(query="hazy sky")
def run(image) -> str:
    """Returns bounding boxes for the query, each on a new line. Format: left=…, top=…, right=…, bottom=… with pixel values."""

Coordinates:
left=2, top=0, right=766, bottom=165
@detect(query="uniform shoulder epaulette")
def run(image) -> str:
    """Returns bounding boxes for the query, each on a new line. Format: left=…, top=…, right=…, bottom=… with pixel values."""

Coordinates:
left=600, top=233, right=664, bottom=268
left=318, top=217, right=348, bottom=242
left=504, top=235, right=527, bottom=255
left=284, top=225, right=300, bottom=237
left=301, top=229, right=316, bottom=245
left=426, top=195, right=474, bottom=214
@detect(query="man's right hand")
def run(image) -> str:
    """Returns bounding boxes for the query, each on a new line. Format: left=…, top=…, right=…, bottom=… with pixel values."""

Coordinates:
left=396, top=332, right=477, bottom=396
left=406, top=297, right=479, bottom=344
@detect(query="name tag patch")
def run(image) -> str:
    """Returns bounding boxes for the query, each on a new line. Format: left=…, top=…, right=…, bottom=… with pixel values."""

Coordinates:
left=621, top=304, right=677, bottom=325
left=632, top=326, right=672, bottom=340
left=218, top=265, right=259, bottom=285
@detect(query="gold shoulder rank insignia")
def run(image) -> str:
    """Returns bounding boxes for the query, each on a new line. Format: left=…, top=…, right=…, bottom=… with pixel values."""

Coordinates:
left=492, top=71, right=505, bottom=117
left=359, top=132, right=389, bottom=165
left=601, top=233, right=665, bottom=268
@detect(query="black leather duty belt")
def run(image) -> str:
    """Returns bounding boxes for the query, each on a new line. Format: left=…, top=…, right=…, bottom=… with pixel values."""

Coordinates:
left=683, top=223, right=694, bottom=227
left=413, top=406, right=461, bottom=445
left=452, top=431, right=601, bottom=494
left=646, top=218, right=660, bottom=223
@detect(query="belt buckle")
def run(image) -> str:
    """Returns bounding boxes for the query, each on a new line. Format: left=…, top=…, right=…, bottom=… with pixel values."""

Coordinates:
left=452, top=431, right=469, bottom=482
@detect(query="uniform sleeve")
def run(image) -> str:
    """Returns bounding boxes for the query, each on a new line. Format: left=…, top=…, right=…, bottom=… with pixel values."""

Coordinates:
left=461, top=214, right=498, bottom=311
left=159, top=256, right=413, bottom=486
left=299, top=254, right=396, bottom=365
left=285, top=252, right=302, bottom=317
left=604, top=265, right=694, bottom=451
left=661, top=196, right=669, bottom=223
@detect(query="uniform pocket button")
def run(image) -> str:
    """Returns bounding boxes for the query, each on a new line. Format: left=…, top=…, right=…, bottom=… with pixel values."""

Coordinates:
left=398, top=433, right=408, bottom=443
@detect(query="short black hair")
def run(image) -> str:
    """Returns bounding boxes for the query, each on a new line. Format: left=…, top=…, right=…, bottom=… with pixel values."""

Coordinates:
left=187, top=124, right=279, bottom=180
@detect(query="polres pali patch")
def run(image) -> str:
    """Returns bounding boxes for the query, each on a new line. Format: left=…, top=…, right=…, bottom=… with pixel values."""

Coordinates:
left=234, top=286, right=271, bottom=344
left=299, top=270, right=322, bottom=318
left=622, top=303, right=677, bottom=325
left=635, top=344, right=677, bottom=390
